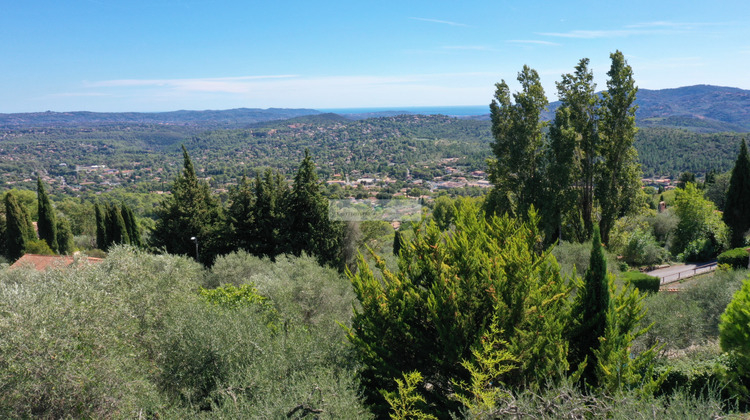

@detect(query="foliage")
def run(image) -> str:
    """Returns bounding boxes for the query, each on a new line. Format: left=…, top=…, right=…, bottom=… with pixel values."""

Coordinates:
left=36, top=178, right=58, bottom=253
left=485, top=65, right=548, bottom=219
left=451, top=317, right=515, bottom=417
left=597, top=50, right=641, bottom=245
left=673, top=183, right=728, bottom=260
left=621, top=272, right=660, bottom=293
left=55, top=216, right=75, bottom=255
left=569, top=226, right=610, bottom=386
left=285, top=150, right=345, bottom=269
left=382, top=372, right=437, bottom=420
left=717, top=247, right=750, bottom=269
left=151, top=145, right=225, bottom=264
left=4, top=191, right=34, bottom=261
left=348, top=202, right=571, bottom=416
left=593, top=275, right=664, bottom=395
left=719, top=274, right=750, bottom=400
left=24, top=239, right=55, bottom=255
left=549, top=58, right=598, bottom=241
left=724, top=139, right=750, bottom=247
left=392, top=229, right=402, bottom=256
left=94, top=203, right=106, bottom=250
left=198, top=283, right=271, bottom=310
left=550, top=239, right=621, bottom=279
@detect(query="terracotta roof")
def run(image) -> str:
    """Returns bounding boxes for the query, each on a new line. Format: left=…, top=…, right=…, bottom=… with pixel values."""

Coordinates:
left=9, top=254, right=104, bottom=271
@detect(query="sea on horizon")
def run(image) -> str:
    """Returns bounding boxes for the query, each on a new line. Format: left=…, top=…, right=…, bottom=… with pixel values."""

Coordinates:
left=319, top=105, right=489, bottom=117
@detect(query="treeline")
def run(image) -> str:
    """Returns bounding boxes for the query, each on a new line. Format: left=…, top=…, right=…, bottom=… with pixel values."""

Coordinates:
left=150, top=146, right=345, bottom=269
left=485, top=52, right=640, bottom=245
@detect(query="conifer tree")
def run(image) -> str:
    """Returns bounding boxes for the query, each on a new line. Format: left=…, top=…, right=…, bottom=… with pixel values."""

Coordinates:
left=36, top=178, right=58, bottom=252
left=94, top=203, right=107, bottom=250
left=55, top=217, right=75, bottom=255
left=106, top=204, right=130, bottom=248
left=724, top=139, right=750, bottom=247
left=250, top=169, right=287, bottom=259
left=226, top=175, right=255, bottom=252
left=349, top=200, right=571, bottom=416
left=5, top=192, right=30, bottom=261
left=393, top=229, right=402, bottom=257
left=121, top=204, right=141, bottom=247
left=597, top=51, right=641, bottom=245
left=286, top=150, right=343, bottom=269
left=569, top=225, right=609, bottom=386
left=0, top=213, right=6, bottom=259
left=151, top=145, right=224, bottom=263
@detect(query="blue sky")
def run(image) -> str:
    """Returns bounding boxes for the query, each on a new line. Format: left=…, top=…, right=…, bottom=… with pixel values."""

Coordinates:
left=2, top=0, right=749, bottom=112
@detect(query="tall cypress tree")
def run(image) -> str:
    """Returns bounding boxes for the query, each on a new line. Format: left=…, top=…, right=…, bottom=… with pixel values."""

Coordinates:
left=106, top=204, right=129, bottom=248
left=724, top=139, right=750, bottom=248
left=393, top=229, right=402, bottom=257
left=121, top=204, right=141, bottom=247
left=94, top=203, right=107, bottom=250
left=36, top=178, right=58, bottom=252
left=5, top=192, right=29, bottom=261
left=569, top=225, right=610, bottom=386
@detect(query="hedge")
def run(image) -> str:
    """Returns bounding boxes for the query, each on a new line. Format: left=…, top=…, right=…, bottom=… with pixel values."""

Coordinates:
left=622, top=271, right=661, bottom=293
left=717, top=247, right=750, bottom=269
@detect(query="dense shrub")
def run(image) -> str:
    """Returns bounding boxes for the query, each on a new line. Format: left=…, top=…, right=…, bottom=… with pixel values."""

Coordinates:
left=717, top=247, right=750, bottom=269
left=622, top=271, right=661, bottom=293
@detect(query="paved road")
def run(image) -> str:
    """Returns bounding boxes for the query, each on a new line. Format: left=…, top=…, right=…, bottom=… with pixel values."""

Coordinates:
left=647, top=262, right=717, bottom=285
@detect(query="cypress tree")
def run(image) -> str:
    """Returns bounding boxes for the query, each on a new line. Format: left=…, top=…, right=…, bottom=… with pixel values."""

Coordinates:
left=393, top=229, right=402, bottom=257
left=569, top=225, right=610, bottom=386
left=5, top=192, right=29, bottom=261
left=0, top=213, right=6, bottom=259
left=724, top=139, right=750, bottom=248
left=121, top=204, right=141, bottom=247
left=106, top=204, right=129, bottom=248
left=36, top=178, right=58, bottom=252
left=56, top=217, right=75, bottom=255
left=94, top=203, right=107, bottom=250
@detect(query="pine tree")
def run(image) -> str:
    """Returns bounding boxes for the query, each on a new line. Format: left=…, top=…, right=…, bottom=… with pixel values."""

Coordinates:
left=5, top=192, right=30, bottom=261
left=36, top=178, right=58, bottom=252
left=55, top=217, right=75, bottom=255
left=569, top=225, right=609, bottom=386
left=94, top=203, right=107, bottom=250
left=724, top=139, right=750, bottom=247
left=151, top=145, right=224, bottom=263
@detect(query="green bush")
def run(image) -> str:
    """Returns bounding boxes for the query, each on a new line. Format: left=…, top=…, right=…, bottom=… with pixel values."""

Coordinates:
left=680, top=237, right=718, bottom=262
left=622, top=271, right=661, bottom=293
left=621, top=228, right=669, bottom=267
left=717, top=247, right=750, bottom=269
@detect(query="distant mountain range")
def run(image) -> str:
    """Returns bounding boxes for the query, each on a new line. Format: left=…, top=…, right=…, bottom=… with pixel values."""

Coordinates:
left=1, top=85, right=749, bottom=132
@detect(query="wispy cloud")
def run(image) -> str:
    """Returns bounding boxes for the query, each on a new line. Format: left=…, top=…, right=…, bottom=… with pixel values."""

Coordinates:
left=537, top=29, right=653, bottom=39
left=409, top=17, right=467, bottom=27
left=442, top=45, right=496, bottom=51
left=506, top=40, right=560, bottom=46
left=625, top=21, right=722, bottom=29
left=538, top=21, right=711, bottom=39
left=86, top=75, right=299, bottom=93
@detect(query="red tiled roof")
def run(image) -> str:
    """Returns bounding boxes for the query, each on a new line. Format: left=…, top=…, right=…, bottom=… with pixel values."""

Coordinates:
left=9, top=254, right=104, bottom=271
